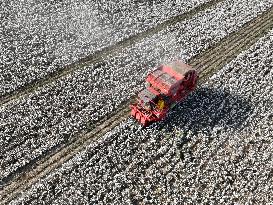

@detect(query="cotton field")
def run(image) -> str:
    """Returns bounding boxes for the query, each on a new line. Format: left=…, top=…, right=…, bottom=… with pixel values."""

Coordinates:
left=0, top=0, right=273, bottom=204
left=1, top=0, right=272, bottom=186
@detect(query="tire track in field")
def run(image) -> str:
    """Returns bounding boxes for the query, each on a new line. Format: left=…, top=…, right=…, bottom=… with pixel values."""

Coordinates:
left=0, top=0, right=224, bottom=107
left=1, top=4, right=273, bottom=205
left=190, top=4, right=273, bottom=75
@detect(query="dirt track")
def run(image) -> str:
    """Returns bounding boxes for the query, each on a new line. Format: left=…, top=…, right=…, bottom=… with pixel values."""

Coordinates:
left=1, top=4, right=273, bottom=204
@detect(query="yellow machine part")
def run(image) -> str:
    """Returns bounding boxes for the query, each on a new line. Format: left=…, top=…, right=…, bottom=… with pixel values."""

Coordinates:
left=157, top=99, right=165, bottom=110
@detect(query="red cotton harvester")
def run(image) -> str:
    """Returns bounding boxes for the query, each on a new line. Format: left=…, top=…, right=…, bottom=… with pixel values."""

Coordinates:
left=130, top=61, right=198, bottom=126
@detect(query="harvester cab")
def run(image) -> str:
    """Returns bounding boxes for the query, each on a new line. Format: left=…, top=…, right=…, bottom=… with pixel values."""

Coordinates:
left=130, top=61, right=198, bottom=126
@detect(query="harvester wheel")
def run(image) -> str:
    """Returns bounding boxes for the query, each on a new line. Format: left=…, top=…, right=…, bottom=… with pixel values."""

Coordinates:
left=187, top=73, right=198, bottom=91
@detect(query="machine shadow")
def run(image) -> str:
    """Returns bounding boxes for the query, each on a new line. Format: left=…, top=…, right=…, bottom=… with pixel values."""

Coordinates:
left=156, top=86, right=253, bottom=135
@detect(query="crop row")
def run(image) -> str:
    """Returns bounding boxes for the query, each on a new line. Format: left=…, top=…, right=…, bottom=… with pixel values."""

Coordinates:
left=1, top=0, right=273, bottom=189
left=11, top=27, right=273, bottom=204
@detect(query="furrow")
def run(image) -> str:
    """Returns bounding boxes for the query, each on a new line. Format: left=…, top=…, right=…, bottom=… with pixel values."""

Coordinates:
left=190, top=5, right=273, bottom=67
